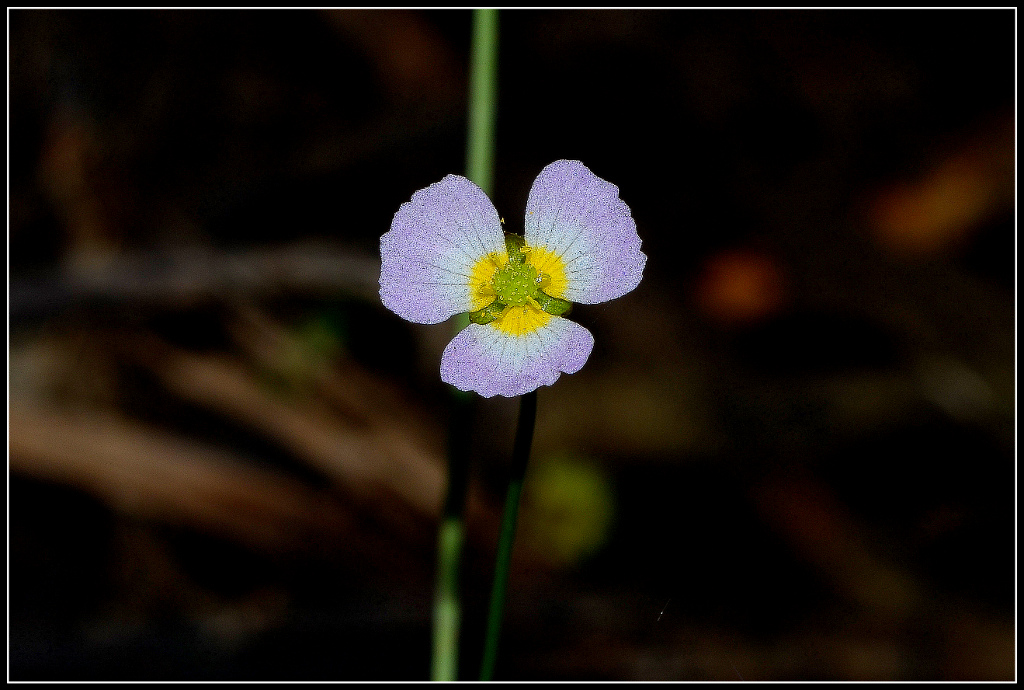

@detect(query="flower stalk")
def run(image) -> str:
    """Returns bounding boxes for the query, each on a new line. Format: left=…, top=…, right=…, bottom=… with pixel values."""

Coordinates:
left=465, top=8, right=499, bottom=198
left=480, top=390, right=537, bottom=681
left=431, top=8, right=499, bottom=682
left=431, top=398, right=472, bottom=681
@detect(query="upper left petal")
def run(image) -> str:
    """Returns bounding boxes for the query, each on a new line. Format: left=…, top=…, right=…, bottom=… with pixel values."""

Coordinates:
left=380, top=174, right=506, bottom=324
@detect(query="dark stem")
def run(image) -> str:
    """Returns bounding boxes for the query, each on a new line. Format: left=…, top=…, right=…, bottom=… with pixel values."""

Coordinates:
left=480, top=389, right=537, bottom=681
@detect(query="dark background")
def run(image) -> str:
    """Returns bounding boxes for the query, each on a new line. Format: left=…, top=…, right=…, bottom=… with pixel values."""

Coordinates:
left=8, top=9, right=1015, bottom=681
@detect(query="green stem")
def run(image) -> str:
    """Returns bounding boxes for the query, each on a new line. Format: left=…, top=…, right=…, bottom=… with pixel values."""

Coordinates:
left=431, top=8, right=499, bottom=682
left=465, top=8, right=499, bottom=196
left=431, top=392, right=472, bottom=681
left=431, top=519, right=463, bottom=681
left=480, top=390, right=537, bottom=681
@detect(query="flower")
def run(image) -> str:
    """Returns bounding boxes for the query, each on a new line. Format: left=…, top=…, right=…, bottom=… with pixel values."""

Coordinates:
left=380, top=160, right=646, bottom=397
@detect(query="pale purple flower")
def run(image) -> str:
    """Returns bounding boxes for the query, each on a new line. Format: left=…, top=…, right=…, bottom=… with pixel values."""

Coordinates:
left=380, top=160, right=646, bottom=398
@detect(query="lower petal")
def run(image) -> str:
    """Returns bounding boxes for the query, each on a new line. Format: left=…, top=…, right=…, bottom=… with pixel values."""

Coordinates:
left=440, top=318, right=595, bottom=398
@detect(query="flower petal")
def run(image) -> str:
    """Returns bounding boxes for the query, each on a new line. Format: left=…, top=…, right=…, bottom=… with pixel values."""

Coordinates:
left=380, top=174, right=506, bottom=324
left=440, top=317, right=595, bottom=397
left=524, top=160, right=646, bottom=304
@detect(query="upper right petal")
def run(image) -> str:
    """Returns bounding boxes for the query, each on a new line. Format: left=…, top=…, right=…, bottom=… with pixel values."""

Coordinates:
left=380, top=174, right=506, bottom=324
left=524, top=160, right=645, bottom=305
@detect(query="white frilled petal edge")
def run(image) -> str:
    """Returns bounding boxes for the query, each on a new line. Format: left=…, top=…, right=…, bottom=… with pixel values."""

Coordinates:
left=379, top=160, right=645, bottom=398
left=525, top=160, right=646, bottom=304
left=440, top=317, right=595, bottom=398
left=380, top=174, right=505, bottom=324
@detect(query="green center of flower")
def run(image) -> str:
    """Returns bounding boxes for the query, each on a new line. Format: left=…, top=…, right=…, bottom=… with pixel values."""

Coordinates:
left=468, top=233, right=573, bottom=326
left=492, top=261, right=539, bottom=307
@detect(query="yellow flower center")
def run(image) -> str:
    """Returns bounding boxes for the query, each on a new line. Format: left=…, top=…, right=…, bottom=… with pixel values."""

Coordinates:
left=470, top=251, right=506, bottom=311
left=468, top=237, right=571, bottom=335
left=492, top=304, right=552, bottom=335
left=523, top=245, right=568, bottom=300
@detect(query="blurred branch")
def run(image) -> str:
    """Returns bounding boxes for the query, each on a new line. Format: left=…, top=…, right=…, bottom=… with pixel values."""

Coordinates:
left=9, top=242, right=381, bottom=322
left=122, top=316, right=503, bottom=548
left=9, top=404, right=351, bottom=556
left=136, top=338, right=443, bottom=516
left=753, top=477, right=922, bottom=621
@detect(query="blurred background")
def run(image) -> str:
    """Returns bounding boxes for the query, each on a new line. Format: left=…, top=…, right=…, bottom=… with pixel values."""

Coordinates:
left=8, top=9, right=1015, bottom=681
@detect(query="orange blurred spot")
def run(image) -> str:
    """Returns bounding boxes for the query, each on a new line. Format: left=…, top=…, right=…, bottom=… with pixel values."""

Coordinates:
left=37, top=113, right=118, bottom=268
left=324, top=10, right=460, bottom=105
left=866, top=113, right=1014, bottom=255
left=695, top=250, right=787, bottom=324
left=868, top=156, right=994, bottom=254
